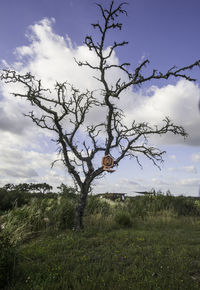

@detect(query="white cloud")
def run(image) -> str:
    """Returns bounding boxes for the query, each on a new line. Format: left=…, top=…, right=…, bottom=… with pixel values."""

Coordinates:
left=11, top=18, right=102, bottom=90
left=176, top=178, right=200, bottom=187
left=152, top=178, right=169, bottom=185
left=124, top=80, right=200, bottom=146
left=192, top=153, right=200, bottom=163
left=169, top=155, right=177, bottom=161
left=2, top=18, right=200, bottom=147
left=0, top=143, right=71, bottom=189
left=181, top=166, right=197, bottom=173
left=168, top=165, right=197, bottom=174
left=0, top=17, right=200, bottom=194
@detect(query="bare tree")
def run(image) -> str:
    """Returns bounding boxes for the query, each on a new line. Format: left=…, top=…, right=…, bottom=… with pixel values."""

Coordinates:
left=1, top=1, right=200, bottom=230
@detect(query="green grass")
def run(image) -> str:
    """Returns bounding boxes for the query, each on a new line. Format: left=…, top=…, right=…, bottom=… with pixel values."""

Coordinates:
left=5, top=216, right=200, bottom=290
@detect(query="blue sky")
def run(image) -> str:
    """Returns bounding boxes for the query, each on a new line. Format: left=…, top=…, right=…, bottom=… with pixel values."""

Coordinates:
left=0, top=0, right=200, bottom=196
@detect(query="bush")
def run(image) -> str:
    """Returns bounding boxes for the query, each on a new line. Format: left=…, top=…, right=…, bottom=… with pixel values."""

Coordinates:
left=0, top=188, right=29, bottom=211
left=114, top=211, right=132, bottom=227
left=57, top=184, right=78, bottom=199
left=2, top=196, right=76, bottom=243
left=124, top=193, right=200, bottom=219
left=124, top=196, right=148, bottom=218
left=2, top=201, right=44, bottom=243
left=173, top=196, right=200, bottom=216
left=0, top=231, right=17, bottom=289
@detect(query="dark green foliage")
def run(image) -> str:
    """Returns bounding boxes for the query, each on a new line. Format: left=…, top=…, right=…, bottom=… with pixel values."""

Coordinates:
left=173, top=196, right=200, bottom=216
left=3, top=182, right=53, bottom=194
left=125, top=193, right=200, bottom=218
left=0, top=182, right=55, bottom=212
left=125, top=196, right=149, bottom=218
left=0, top=231, right=17, bottom=289
left=30, top=182, right=53, bottom=194
left=0, top=188, right=29, bottom=211
left=57, top=183, right=78, bottom=199
left=114, top=211, right=132, bottom=227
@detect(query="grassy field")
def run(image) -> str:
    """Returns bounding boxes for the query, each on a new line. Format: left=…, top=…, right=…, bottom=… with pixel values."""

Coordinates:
left=3, top=215, right=200, bottom=289
left=1, top=193, right=200, bottom=289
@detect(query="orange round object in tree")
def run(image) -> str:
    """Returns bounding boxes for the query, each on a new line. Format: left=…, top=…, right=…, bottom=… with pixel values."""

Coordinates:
left=102, top=155, right=115, bottom=171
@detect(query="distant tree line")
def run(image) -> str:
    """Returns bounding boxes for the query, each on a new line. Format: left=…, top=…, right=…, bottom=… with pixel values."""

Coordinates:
left=3, top=182, right=53, bottom=194
left=0, top=182, right=77, bottom=212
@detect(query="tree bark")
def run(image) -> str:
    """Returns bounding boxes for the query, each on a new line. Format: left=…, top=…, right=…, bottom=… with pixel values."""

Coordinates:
left=74, top=186, right=88, bottom=230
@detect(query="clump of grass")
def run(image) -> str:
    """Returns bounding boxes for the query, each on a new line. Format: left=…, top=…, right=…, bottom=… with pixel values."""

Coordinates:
left=85, top=195, right=111, bottom=216
left=114, top=211, right=132, bottom=227
left=2, top=196, right=76, bottom=244
left=124, top=193, right=200, bottom=220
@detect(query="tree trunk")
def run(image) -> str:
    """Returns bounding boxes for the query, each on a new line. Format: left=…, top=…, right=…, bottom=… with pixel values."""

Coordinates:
left=74, top=187, right=88, bottom=230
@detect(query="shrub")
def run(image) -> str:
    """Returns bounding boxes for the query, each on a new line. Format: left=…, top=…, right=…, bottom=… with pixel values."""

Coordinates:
left=2, top=196, right=76, bottom=243
left=57, top=184, right=77, bottom=199
left=114, top=211, right=132, bottom=227
left=2, top=201, right=44, bottom=243
left=124, top=196, right=148, bottom=218
left=124, top=194, right=200, bottom=219
left=0, top=231, right=17, bottom=289
left=0, top=188, right=29, bottom=211
left=173, top=196, right=200, bottom=216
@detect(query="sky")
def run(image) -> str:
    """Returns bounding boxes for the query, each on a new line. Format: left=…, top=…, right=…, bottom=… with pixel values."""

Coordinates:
left=0, top=0, right=200, bottom=196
